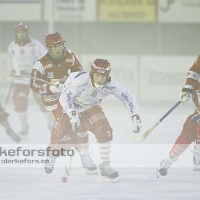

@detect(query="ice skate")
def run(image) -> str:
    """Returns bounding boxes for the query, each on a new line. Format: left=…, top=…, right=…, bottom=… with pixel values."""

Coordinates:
left=193, top=145, right=200, bottom=171
left=157, top=155, right=178, bottom=178
left=19, top=124, right=29, bottom=139
left=6, top=127, right=21, bottom=143
left=80, top=154, right=98, bottom=175
left=44, top=157, right=56, bottom=174
left=99, top=161, right=119, bottom=183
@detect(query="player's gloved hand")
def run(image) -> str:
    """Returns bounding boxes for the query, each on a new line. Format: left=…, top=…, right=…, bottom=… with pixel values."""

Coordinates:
left=50, top=81, right=63, bottom=93
left=69, top=111, right=80, bottom=132
left=132, top=115, right=142, bottom=133
left=180, top=91, right=191, bottom=104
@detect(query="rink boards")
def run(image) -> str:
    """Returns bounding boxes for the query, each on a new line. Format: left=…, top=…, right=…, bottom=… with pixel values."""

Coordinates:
left=0, top=53, right=196, bottom=102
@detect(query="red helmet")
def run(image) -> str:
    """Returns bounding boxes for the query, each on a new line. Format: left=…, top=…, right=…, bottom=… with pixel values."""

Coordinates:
left=45, top=32, right=65, bottom=47
left=91, top=59, right=111, bottom=76
left=14, top=23, right=28, bottom=32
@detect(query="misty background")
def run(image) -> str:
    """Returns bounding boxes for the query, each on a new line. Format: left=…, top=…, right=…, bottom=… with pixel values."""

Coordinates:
left=0, top=2, right=200, bottom=199
left=0, top=0, right=200, bottom=103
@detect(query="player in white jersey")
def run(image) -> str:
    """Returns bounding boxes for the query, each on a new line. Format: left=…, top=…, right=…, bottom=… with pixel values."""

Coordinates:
left=46, top=58, right=142, bottom=182
left=7, top=23, right=51, bottom=137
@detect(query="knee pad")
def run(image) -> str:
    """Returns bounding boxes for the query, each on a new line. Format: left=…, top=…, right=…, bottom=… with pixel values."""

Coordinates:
left=14, top=95, right=28, bottom=112
left=95, top=125, right=113, bottom=143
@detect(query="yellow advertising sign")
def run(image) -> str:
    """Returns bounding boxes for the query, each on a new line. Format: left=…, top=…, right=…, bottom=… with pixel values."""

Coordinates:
left=98, top=0, right=157, bottom=22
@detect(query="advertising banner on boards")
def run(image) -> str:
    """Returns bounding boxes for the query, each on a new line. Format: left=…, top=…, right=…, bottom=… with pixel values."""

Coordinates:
left=98, top=0, right=157, bottom=22
left=55, top=0, right=97, bottom=22
left=140, top=55, right=196, bottom=101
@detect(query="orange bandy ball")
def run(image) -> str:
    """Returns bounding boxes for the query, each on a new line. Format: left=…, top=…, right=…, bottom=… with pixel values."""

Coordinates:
left=62, top=177, right=67, bottom=183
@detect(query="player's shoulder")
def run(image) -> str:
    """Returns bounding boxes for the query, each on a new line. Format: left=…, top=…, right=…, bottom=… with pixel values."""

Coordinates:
left=29, top=38, right=43, bottom=46
left=194, top=55, right=200, bottom=65
left=106, top=78, right=120, bottom=87
left=8, top=40, right=15, bottom=48
left=104, top=78, right=125, bottom=92
left=38, top=53, right=48, bottom=62
left=67, top=72, right=89, bottom=85
left=64, top=49, right=76, bottom=61
left=69, top=71, right=89, bottom=80
left=66, top=48, right=72, bottom=54
left=30, top=37, right=39, bottom=43
left=33, top=60, right=44, bottom=70
left=190, top=55, right=200, bottom=73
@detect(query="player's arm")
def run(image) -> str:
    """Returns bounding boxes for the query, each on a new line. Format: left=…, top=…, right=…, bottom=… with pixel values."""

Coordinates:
left=70, top=52, right=83, bottom=72
left=180, top=55, right=200, bottom=103
left=59, top=78, right=81, bottom=131
left=7, top=44, right=16, bottom=75
left=110, top=80, right=142, bottom=133
left=59, top=78, right=79, bottom=114
left=30, top=61, right=54, bottom=95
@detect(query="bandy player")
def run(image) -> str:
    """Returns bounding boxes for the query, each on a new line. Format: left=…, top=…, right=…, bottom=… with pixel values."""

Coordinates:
left=30, top=32, right=96, bottom=174
left=157, top=55, right=200, bottom=177
left=45, top=59, right=142, bottom=183
left=7, top=23, right=49, bottom=137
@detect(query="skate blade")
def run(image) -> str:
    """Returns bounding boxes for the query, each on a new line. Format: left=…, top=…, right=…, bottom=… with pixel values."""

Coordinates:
left=103, top=176, right=119, bottom=183
left=86, top=169, right=98, bottom=175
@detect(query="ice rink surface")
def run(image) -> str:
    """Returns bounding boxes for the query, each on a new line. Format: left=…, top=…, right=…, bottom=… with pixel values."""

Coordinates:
left=0, top=96, right=200, bottom=200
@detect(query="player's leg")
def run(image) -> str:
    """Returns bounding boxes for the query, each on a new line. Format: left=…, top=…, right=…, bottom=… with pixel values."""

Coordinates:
left=57, top=102, right=97, bottom=174
left=44, top=113, right=73, bottom=174
left=193, top=124, right=200, bottom=171
left=157, top=114, right=196, bottom=177
left=0, top=102, right=21, bottom=143
left=13, top=84, right=29, bottom=137
left=97, top=131, right=119, bottom=182
left=82, top=106, right=119, bottom=182
left=192, top=87, right=200, bottom=170
left=76, top=130, right=97, bottom=175
left=32, top=92, right=54, bottom=131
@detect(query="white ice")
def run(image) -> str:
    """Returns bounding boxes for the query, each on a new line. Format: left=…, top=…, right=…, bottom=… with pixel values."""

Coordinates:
left=0, top=95, right=200, bottom=200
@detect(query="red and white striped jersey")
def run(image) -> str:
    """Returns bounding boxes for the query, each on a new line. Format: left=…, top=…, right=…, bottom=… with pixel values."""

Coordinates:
left=30, top=49, right=83, bottom=111
left=182, top=55, right=200, bottom=93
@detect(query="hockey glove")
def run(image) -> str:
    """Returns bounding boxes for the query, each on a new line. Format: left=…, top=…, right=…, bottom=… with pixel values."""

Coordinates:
left=50, top=81, right=63, bottom=94
left=180, top=91, right=191, bottom=104
left=132, top=115, right=142, bottom=133
left=69, top=111, right=80, bottom=132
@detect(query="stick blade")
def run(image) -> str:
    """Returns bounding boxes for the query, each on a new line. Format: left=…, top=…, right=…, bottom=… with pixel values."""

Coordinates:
left=65, top=157, right=72, bottom=176
left=128, top=122, right=159, bottom=143
left=128, top=130, right=149, bottom=143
